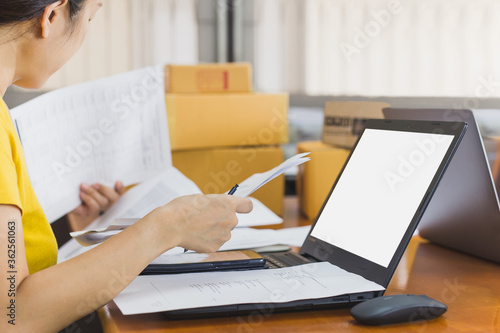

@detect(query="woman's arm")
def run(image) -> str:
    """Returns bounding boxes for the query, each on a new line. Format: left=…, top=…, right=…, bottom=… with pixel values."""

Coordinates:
left=0, top=194, right=252, bottom=332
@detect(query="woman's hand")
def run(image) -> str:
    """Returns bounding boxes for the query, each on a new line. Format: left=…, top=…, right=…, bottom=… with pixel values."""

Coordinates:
left=67, top=181, right=126, bottom=231
left=150, top=194, right=253, bottom=253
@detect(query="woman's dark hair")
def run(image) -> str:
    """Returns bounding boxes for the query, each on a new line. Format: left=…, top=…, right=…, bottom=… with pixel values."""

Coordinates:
left=0, top=0, right=86, bottom=26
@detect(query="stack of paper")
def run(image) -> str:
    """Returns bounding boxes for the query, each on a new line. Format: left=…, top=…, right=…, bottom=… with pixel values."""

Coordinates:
left=72, top=223, right=310, bottom=250
left=60, top=225, right=311, bottom=264
left=113, top=262, right=385, bottom=315
left=70, top=154, right=310, bottom=247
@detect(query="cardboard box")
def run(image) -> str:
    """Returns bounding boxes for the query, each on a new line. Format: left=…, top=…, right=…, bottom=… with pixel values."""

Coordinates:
left=165, top=63, right=252, bottom=93
left=322, top=101, right=390, bottom=148
left=296, top=141, right=350, bottom=220
left=166, top=93, right=289, bottom=151
left=172, top=146, right=285, bottom=216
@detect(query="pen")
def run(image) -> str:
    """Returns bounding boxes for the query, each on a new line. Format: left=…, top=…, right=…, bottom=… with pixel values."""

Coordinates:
left=228, top=184, right=239, bottom=195
left=184, top=184, right=239, bottom=253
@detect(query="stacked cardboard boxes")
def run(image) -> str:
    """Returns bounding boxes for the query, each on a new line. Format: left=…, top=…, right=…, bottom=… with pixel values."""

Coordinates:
left=297, top=101, right=390, bottom=220
left=165, top=63, right=289, bottom=216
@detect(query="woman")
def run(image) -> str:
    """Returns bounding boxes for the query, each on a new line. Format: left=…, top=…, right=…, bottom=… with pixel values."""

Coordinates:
left=0, top=1, right=253, bottom=332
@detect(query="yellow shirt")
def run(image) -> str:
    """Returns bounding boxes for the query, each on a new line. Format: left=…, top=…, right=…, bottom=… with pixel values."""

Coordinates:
left=0, top=98, right=57, bottom=274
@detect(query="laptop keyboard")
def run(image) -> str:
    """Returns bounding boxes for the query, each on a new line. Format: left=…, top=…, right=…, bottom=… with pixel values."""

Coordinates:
left=262, top=255, right=286, bottom=268
left=261, top=252, right=313, bottom=269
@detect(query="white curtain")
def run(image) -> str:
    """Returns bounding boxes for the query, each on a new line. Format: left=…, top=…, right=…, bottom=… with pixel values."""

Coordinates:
left=44, top=0, right=198, bottom=90
left=253, top=0, right=500, bottom=97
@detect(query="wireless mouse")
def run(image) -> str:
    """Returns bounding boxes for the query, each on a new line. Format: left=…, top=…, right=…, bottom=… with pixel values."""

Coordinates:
left=350, top=294, right=447, bottom=326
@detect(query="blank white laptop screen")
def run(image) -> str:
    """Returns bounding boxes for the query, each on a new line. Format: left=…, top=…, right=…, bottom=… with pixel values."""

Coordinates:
left=310, top=129, right=454, bottom=267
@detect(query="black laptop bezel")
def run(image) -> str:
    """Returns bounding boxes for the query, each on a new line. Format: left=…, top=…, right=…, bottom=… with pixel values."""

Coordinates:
left=299, top=119, right=467, bottom=287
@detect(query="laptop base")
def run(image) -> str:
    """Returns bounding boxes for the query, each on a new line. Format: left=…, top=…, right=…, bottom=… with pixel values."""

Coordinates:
left=162, top=291, right=383, bottom=320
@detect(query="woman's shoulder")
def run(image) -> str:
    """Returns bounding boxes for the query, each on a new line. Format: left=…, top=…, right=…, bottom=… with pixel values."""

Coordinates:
left=0, top=97, right=11, bottom=127
left=0, top=98, right=18, bottom=144
left=0, top=98, right=22, bottom=183
left=0, top=96, right=8, bottom=114
left=0, top=103, right=13, bottom=148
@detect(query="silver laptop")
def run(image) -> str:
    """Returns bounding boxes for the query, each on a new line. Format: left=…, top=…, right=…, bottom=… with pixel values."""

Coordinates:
left=159, top=119, right=466, bottom=318
left=384, top=108, right=500, bottom=263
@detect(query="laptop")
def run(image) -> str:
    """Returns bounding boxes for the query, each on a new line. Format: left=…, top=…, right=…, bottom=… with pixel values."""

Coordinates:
left=113, top=119, right=466, bottom=318
left=383, top=108, right=500, bottom=263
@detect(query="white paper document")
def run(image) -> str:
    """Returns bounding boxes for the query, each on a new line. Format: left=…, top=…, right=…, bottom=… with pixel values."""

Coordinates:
left=84, top=167, right=202, bottom=231
left=66, top=226, right=308, bottom=260
left=10, top=66, right=171, bottom=222
left=82, top=152, right=306, bottom=232
left=232, top=153, right=310, bottom=197
left=71, top=197, right=284, bottom=247
left=70, top=167, right=284, bottom=246
left=113, top=262, right=385, bottom=315
left=69, top=152, right=312, bottom=246
left=218, top=226, right=310, bottom=251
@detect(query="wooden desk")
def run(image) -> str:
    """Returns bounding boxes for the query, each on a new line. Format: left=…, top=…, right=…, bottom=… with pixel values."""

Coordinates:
left=98, top=197, right=500, bottom=332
